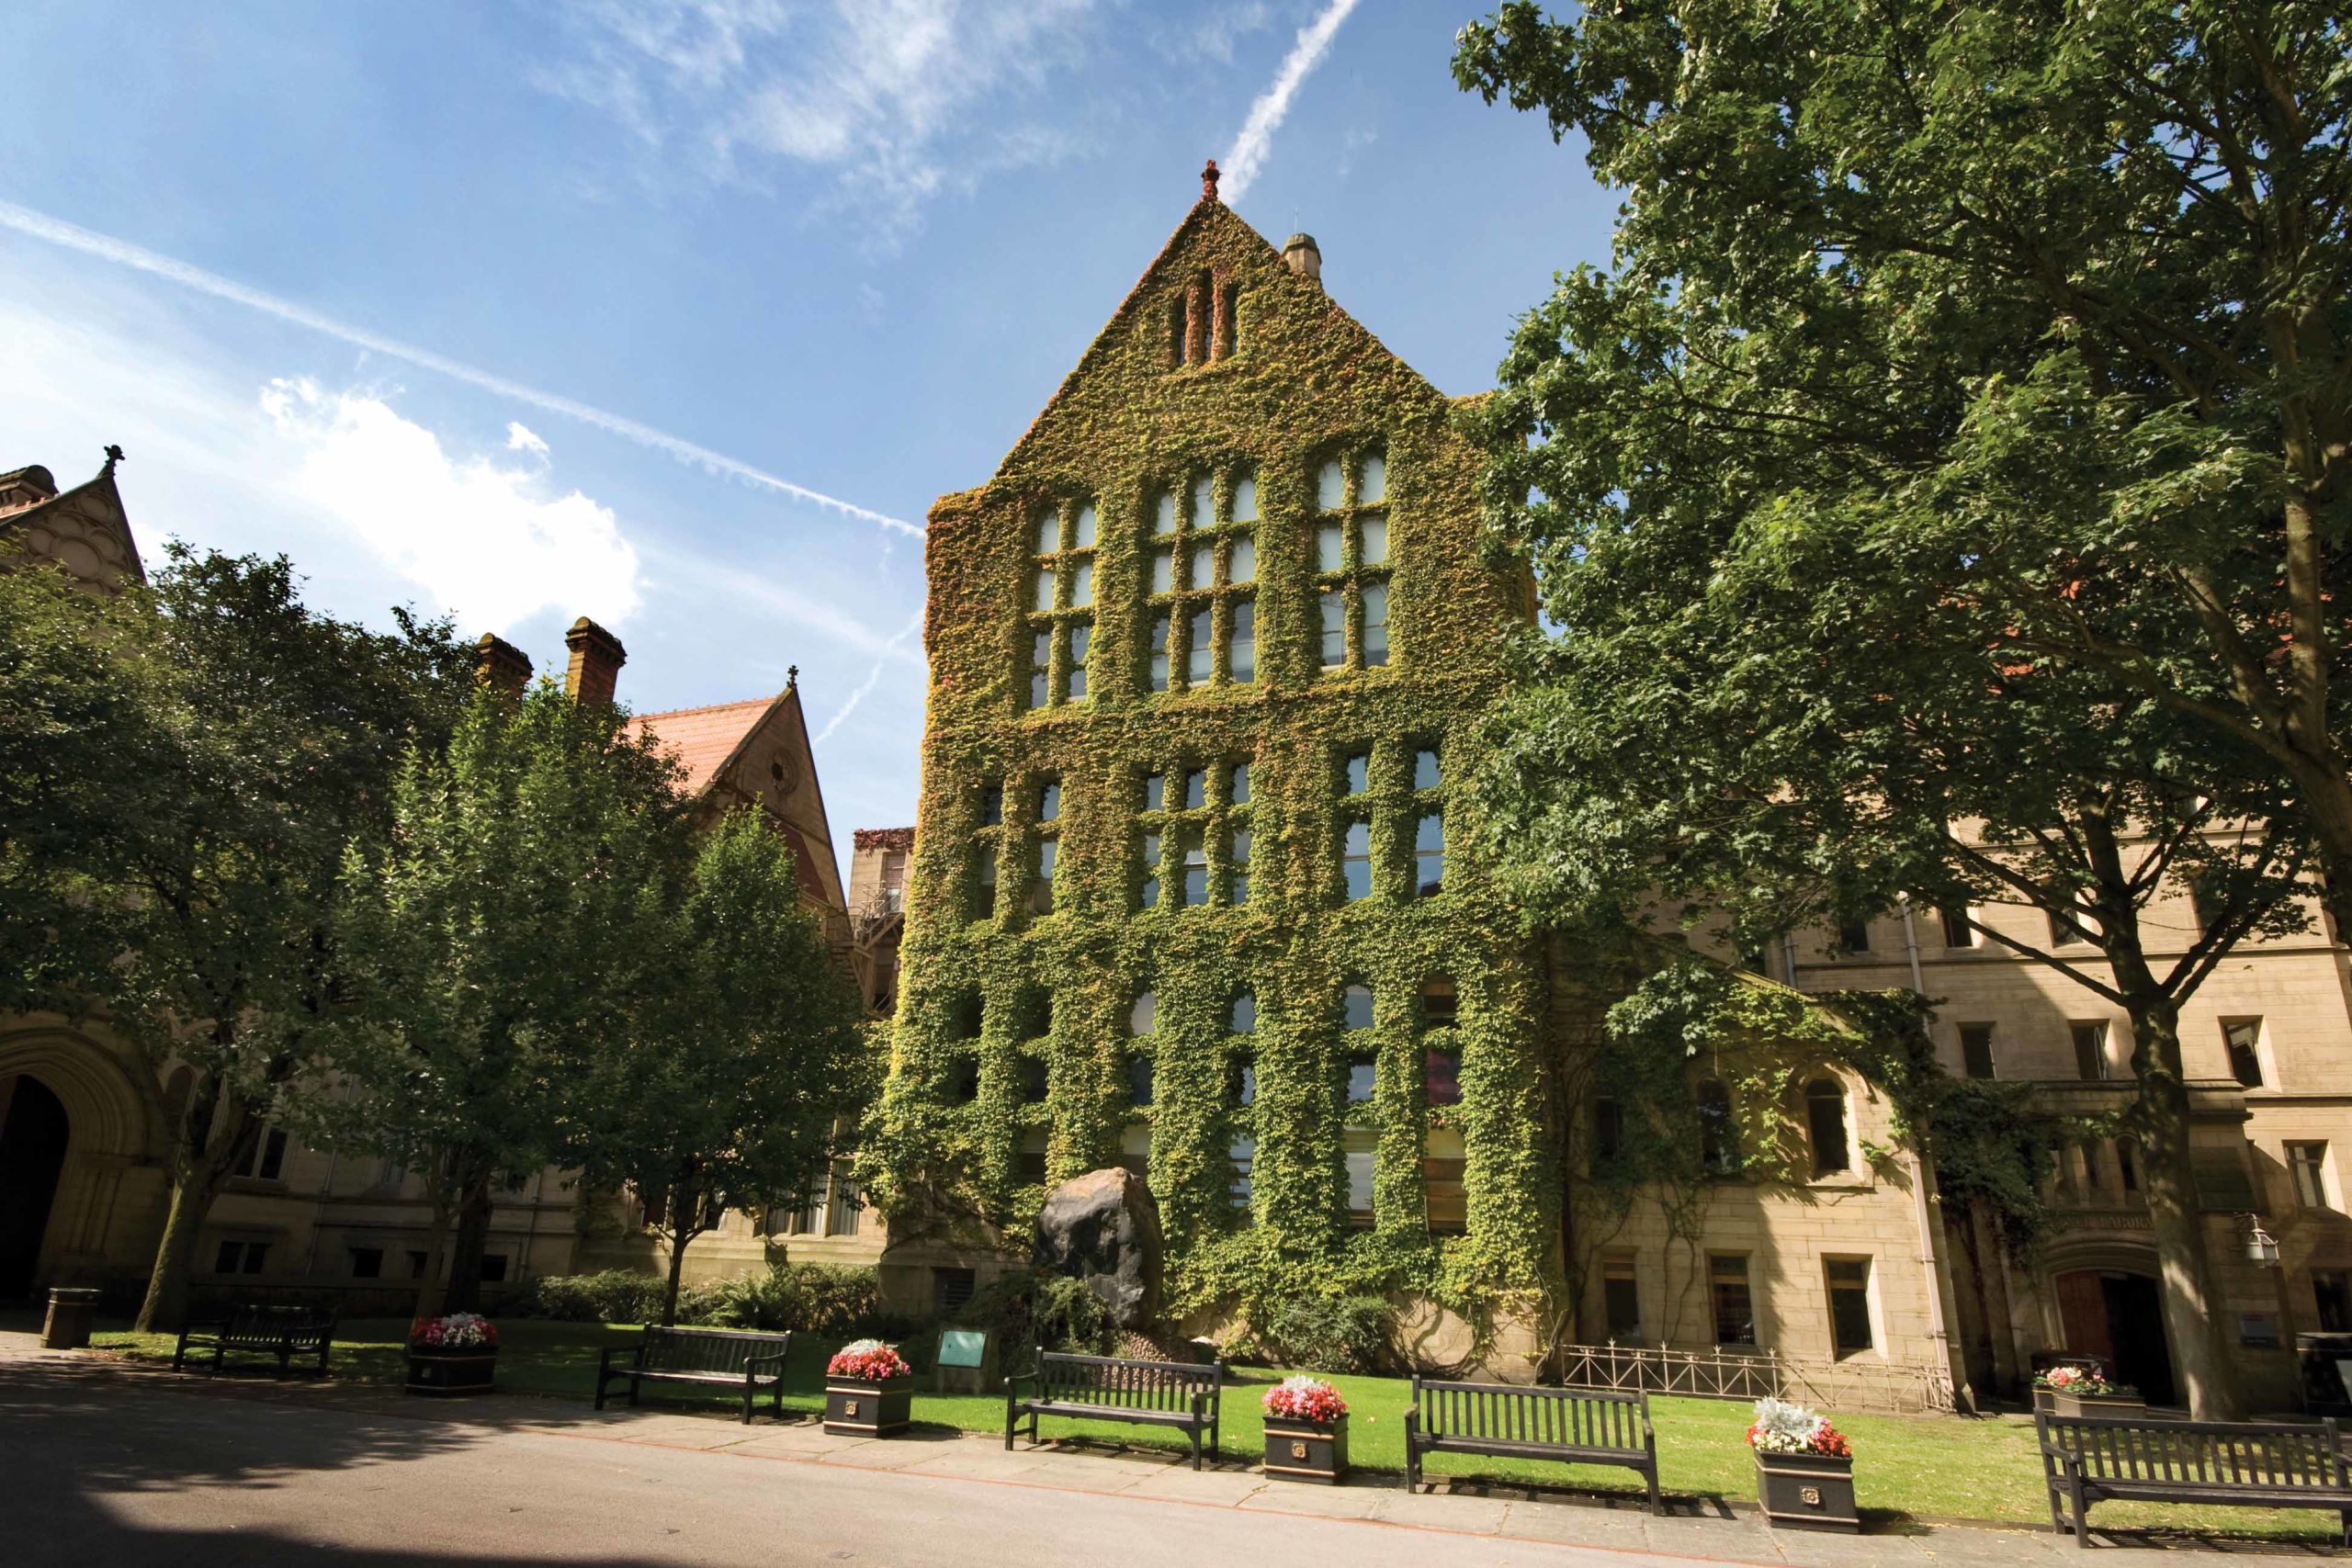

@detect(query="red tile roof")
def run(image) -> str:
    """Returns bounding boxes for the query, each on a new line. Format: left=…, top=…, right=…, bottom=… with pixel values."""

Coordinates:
left=628, top=697, right=774, bottom=797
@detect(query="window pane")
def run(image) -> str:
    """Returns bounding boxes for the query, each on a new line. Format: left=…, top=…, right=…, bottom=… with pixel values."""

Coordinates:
left=2072, top=1021, right=2109, bottom=1081
left=1131, top=992, right=1155, bottom=1034
left=1711, top=1255, right=1755, bottom=1345
left=1229, top=536, right=1255, bottom=582
left=1188, top=609, right=1212, bottom=682
left=1343, top=820, right=1371, bottom=899
left=1359, top=453, right=1385, bottom=503
left=1128, top=1055, right=1154, bottom=1107
left=1153, top=492, right=1177, bottom=535
left=1346, top=1059, right=1376, bottom=1101
left=1231, top=475, right=1257, bottom=520
left=1230, top=993, right=1255, bottom=1032
left=1229, top=829, right=1250, bottom=904
left=1183, top=768, right=1206, bottom=808
left=1827, top=1258, right=1873, bottom=1354
left=1030, top=630, right=1050, bottom=708
left=1038, top=780, right=1061, bottom=820
left=1139, top=830, right=1160, bottom=908
left=1191, top=541, right=1216, bottom=590
left=1414, top=748, right=1439, bottom=789
left=1362, top=582, right=1388, bottom=666
left=1228, top=602, right=1254, bottom=683
left=1035, top=510, right=1059, bottom=553
left=1361, top=516, right=1387, bottom=565
left=1425, top=1050, right=1461, bottom=1107
left=1344, top=752, right=1368, bottom=794
left=1228, top=763, right=1250, bottom=804
left=1149, top=615, right=1170, bottom=693
left=1066, top=625, right=1089, bottom=699
left=1415, top=812, right=1443, bottom=897
left=1143, top=772, right=1165, bottom=811
left=1230, top=1133, right=1255, bottom=1210
left=1033, top=840, right=1057, bottom=913
left=1192, top=474, right=1213, bottom=525
left=2225, top=1021, right=2264, bottom=1087
left=1150, top=547, right=1173, bottom=593
left=1320, top=591, right=1346, bottom=667
left=1182, top=825, right=1207, bottom=905
left=1343, top=1129, right=1375, bottom=1225
left=1073, top=502, right=1096, bottom=548
left=1317, top=459, right=1345, bottom=511
left=1069, top=560, right=1091, bottom=607
left=1961, top=1024, right=1996, bottom=1079
left=1807, top=1080, right=1849, bottom=1175
left=1034, top=567, right=1056, bottom=611
left=1316, top=523, right=1345, bottom=573
left=976, top=847, right=996, bottom=915
left=981, top=784, right=1003, bottom=825
left=1343, top=984, right=1374, bottom=1032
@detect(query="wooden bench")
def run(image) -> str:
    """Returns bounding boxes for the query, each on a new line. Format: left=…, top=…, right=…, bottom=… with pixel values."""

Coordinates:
left=172, top=1303, right=335, bottom=1379
left=1404, top=1377, right=1662, bottom=1511
left=2038, top=1410, right=2351, bottom=1546
left=595, top=1325, right=794, bottom=1424
left=1005, top=1351, right=1224, bottom=1470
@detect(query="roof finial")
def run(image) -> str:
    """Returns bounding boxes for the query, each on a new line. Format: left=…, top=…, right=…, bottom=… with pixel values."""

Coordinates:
left=103, top=444, right=125, bottom=469
left=1201, top=159, right=1221, bottom=202
left=786, top=663, right=799, bottom=688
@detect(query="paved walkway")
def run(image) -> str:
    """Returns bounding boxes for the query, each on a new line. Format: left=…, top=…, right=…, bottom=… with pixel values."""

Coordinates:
left=2, top=1333, right=2338, bottom=1565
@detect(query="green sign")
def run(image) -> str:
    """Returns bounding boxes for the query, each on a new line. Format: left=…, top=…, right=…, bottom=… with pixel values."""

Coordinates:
left=937, top=1329, right=987, bottom=1369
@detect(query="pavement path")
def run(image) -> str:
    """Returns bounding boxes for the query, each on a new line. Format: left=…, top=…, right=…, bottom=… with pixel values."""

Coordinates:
left=0, top=1333, right=2335, bottom=1566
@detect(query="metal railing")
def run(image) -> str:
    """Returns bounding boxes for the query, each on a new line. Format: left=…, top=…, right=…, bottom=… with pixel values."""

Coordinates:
left=1557, top=1341, right=1955, bottom=1414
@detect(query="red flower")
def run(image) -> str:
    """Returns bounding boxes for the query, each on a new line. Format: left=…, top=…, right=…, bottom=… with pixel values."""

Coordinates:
left=827, top=1343, right=910, bottom=1381
left=1261, top=1377, right=1348, bottom=1423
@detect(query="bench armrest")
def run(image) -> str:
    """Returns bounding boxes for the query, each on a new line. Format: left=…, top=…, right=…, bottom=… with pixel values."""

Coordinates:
left=598, top=1342, right=644, bottom=1377
left=1003, top=1367, right=1039, bottom=1393
left=744, top=1350, right=790, bottom=1373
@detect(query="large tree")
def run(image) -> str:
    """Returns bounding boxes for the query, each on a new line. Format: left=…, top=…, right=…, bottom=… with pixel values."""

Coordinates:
left=0, top=544, right=469, bottom=1329
left=574, top=809, right=869, bottom=1325
left=1451, top=0, right=2345, bottom=1417
left=327, top=679, right=687, bottom=1318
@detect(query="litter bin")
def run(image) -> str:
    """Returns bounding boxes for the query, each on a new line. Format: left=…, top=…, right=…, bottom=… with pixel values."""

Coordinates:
left=41, top=1286, right=100, bottom=1350
left=2298, top=1331, right=2352, bottom=1416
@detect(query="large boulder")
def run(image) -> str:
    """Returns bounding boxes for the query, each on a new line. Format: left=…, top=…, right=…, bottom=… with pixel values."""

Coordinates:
left=1033, top=1168, right=1163, bottom=1330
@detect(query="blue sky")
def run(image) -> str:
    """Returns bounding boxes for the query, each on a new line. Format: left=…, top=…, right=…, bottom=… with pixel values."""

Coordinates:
left=0, top=0, right=1612, bottom=861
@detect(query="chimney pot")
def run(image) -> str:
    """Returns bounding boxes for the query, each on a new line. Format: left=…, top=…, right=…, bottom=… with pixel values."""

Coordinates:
left=1282, top=232, right=1322, bottom=284
left=563, top=615, right=628, bottom=706
left=474, top=633, right=533, bottom=697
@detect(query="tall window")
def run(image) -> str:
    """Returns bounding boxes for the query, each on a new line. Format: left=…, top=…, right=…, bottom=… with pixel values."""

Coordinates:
left=1698, top=1079, right=1738, bottom=1174
left=1838, top=917, right=1871, bottom=953
left=1136, top=757, right=1252, bottom=910
left=2071, top=1021, right=2110, bottom=1081
left=233, top=1126, right=289, bottom=1181
left=1343, top=981, right=1376, bottom=1227
left=1340, top=819, right=1373, bottom=901
left=2316, top=1269, right=2352, bottom=1333
left=1420, top=979, right=1461, bottom=1107
left=1425, top=1126, right=1467, bottom=1235
left=2222, top=1019, right=2266, bottom=1088
left=1029, top=776, right=1060, bottom=916
left=1592, top=1096, right=1622, bottom=1164
left=1603, top=1256, right=1643, bottom=1342
left=1146, top=468, right=1258, bottom=693
left=1805, top=1079, right=1850, bottom=1176
left=1825, top=1258, right=1874, bottom=1355
left=1228, top=1004, right=1256, bottom=1217
left=1959, top=1023, right=1996, bottom=1080
left=1312, top=448, right=1392, bottom=672
left=1023, top=499, right=1094, bottom=708
left=2289, top=1142, right=2333, bottom=1209
left=1710, top=1254, right=1756, bottom=1345
left=1939, top=905, right=1976, bottom=948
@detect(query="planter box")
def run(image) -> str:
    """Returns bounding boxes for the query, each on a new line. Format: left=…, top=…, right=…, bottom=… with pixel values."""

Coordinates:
left=1263, top=1416, right=1348, bottom=1484
left=2051, top=1391, right=2144, bottom=1419
left=1755, top=1450, right=1859, bottom=1533
left=824, top=1374, right=913, bottom=1437
left=404, top=1348, right=497, bottom=1397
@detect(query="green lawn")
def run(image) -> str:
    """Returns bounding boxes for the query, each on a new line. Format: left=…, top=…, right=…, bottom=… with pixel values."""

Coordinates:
left=92, top=1319, right=2328, bottom=1540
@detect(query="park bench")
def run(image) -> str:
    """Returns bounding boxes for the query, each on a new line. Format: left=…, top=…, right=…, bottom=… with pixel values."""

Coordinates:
left=171, top=1303, right=335, bottom=1380
left=2038, top=1410, right=2352, bottom=1546
left=1403, top=1376, right=1662, bottom=1512
left=595, top=1325, right=794, bottom=1424
left=1005, top=1350, right=1224, bottom=1470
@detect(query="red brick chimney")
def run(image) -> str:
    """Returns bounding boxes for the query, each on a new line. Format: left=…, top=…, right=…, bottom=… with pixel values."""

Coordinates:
left=562, top=616, right=627, bottom=705
left=474, top=633, right=532, bottom=697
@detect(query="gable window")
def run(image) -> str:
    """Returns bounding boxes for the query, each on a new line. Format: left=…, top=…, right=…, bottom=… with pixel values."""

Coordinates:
left=1805, top=1078, right=1850, bottom=1176
left=1145, top=468, right=1258, bottom=694
left=1022, top=499, right=1095, bottom=710
left=1312, top=448, right=1393, bottom=672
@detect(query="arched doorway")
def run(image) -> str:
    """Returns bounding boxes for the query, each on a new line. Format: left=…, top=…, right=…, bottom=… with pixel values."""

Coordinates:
left=2053, top=1268, right=2177, bottom=1406
left=0, top=1075, right=71, bottom=1300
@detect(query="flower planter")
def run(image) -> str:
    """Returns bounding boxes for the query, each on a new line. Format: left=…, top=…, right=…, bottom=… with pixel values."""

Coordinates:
left=1754, top=1450, right=1859, bottom=1532
left=404, top=1348, right=498, bottom=1397
left=824, top=1373, right=913, bottom=1437
left=1262, top=1415, right=1348, bottom=1484
left=2051, top=1391, right=2145, bottom=1419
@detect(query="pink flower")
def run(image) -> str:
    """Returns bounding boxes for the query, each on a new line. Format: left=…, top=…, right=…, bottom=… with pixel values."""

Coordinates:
left=827, top=1341, right=910, bottom=1381
left=1261, top=1376, right=1348, bottom=1423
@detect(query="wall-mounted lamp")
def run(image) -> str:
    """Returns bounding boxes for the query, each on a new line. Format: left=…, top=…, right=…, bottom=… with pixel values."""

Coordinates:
left=2241, top=1213, right=2280, bottom=1268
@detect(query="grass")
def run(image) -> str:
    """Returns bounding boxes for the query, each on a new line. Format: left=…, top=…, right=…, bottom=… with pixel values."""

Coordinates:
left=92, top=1319, right=2331, bottom=1540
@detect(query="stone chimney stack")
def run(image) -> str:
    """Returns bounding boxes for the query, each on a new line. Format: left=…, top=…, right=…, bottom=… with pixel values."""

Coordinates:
left=1282, top=232, right=1322, bottom=286
left=562, top=616, right=627, bottom=706
left=474, top=633, right=532, bottom=697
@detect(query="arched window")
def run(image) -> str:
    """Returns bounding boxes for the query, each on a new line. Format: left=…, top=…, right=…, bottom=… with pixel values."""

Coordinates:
left=1697, top=1079, right=1737, bottom=1174
left=1342, top=984, right=1374, bottom=1032
left=1805, top=1077, right=1850, bottom=1176
left=1229, top=992, right=1256, bottom=1032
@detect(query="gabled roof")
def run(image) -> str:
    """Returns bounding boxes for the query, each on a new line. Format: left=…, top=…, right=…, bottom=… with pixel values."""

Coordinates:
left=0, top=454, right=144, bottom=587
left=628, top=686, right=843, bottom=909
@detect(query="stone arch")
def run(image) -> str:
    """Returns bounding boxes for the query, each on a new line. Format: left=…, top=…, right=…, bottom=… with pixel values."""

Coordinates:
left=0, top=1023, right=168, bottom=1292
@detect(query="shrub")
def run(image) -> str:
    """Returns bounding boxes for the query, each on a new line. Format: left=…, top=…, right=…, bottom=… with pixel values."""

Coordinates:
left=956, top=1268, right=1114, bottom=1356
left=695, top=1264, right=880, bottom=1337
left=1255, top=1294, right=1391, bottom=1374
left=501, top=1269, right=671, bottom=1325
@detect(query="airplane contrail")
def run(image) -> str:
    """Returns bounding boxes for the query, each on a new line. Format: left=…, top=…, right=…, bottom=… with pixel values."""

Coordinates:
left=0, top=197, right=922, bottom=537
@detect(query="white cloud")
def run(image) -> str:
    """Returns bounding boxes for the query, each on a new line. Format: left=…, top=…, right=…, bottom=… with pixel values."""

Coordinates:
left=262, top=380, right=642, bottom=634
left=536, top=0, right=1100, bottom=244
left=506, top=421, right=550, bottom=458
left=1221, top=0, right=1363, bottom=203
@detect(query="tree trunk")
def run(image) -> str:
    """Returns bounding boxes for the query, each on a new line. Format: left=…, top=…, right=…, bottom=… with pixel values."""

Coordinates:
left=411, top=1186, right=456, bottom=1324
left=2124, top=999, right=2245, bottom=1420
left=662, top=1220, right=693, bottom=1327
left=131, top=1073, right=256, bottom=1333
left=133, top=1174, right=209, bottom=1334
left=440, top=1170, right=495, bottom=1314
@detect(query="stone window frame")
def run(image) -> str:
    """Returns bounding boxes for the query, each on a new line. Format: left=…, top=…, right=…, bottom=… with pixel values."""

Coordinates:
left=1311, top=445, right=1393, bottom=675
left=967, top=776, right=1005, bottom=923
left=1166, top=267, right=1240, bottom=368
left=1141, top=466, right=1260, bottom=696
left=1330, top=739, right=1444, bottom=906
left=1133, top=756, right=1253, bottom=912
left=1027, top=773, right=1063, bottom=917
left=1023, top=494, right=1098, bottom=710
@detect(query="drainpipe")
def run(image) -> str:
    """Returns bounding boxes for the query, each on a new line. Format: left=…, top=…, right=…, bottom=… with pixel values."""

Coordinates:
left=1894, top=893, right=1962, bottom=1410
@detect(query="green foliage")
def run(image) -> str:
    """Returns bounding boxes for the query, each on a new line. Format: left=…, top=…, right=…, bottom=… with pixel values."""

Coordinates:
left=502, top=1269, right=678, bottom=1325
left=956, top=1267, right=1115, bottom=1357
left=860, top=199, right=1553, bottom=1347
left=1253, top=1292, right=1393, bottom=1374
left=691, top=1265, right=883, bottom=1338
